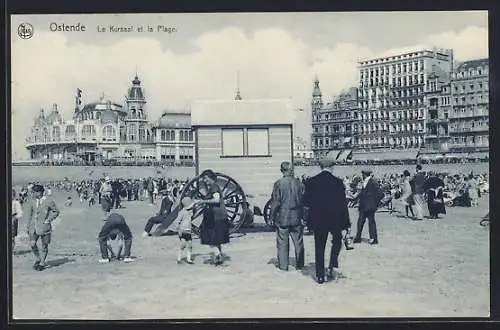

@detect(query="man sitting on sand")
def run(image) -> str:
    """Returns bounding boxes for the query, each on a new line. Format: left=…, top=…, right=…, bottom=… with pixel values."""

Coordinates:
left=98, top=213, right=134, bottom=264
left=142, top=189, right=174, bottom=237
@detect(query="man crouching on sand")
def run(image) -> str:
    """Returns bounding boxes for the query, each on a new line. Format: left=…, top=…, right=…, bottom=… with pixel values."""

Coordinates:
left=27, top=184, right=60, bottom=271
left=98, top=213, right=134, bottom=263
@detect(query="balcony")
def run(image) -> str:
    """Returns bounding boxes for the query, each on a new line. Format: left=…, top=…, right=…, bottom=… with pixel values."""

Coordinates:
left=426, top=118, right=449, bottom=124
left=450, top=126, right=489, bottom=134
left=426, top=132, right=450, bottom=138
left=448, top=142, right=489, bottom=149
left=449, top=111, right=488, bottom=119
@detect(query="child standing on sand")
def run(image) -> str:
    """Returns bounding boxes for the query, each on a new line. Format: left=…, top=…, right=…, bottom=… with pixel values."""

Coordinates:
left=174, top=197, right=195, bottom=264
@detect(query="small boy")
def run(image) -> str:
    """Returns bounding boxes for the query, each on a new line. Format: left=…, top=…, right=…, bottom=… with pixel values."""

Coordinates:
left=174, top=197, right=195, bottom=264
left=64, top=196, right=73, bottom=207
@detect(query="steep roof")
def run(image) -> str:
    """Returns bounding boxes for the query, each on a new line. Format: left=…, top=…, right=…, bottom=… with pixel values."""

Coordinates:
left=155, top=111, right=191, bottom=128
left=456, top=58, right=488, bottom=71
left=191, top=99, right=294, bottom=126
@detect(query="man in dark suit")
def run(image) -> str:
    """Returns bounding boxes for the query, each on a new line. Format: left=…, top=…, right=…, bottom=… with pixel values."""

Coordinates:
left=142, top=189, right=173, bottom=237
left=302, top=156, right=351, bottom=284
left=269, top=162, right=305, bottom=271
left=353, top=169, right=384, bottom=245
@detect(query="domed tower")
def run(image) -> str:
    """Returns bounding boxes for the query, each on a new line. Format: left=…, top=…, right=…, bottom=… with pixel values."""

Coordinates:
left=122, top=74, right=153, bottom=146
left=125, top=74, right=147, bottom=121
left=311, top=76, right=323, bottom=111
left=46, top=103, right=62, bottom=125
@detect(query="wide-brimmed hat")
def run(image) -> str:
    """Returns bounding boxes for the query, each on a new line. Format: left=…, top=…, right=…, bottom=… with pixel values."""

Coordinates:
left=361, top=169, right=372, bottom=175
left=104, top=176, right=111, bottom=182
left=181, top=197, right=194, bottom=209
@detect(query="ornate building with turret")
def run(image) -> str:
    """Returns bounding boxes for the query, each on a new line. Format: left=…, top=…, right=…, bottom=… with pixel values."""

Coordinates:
left=24, top=75, right=195, bottom=163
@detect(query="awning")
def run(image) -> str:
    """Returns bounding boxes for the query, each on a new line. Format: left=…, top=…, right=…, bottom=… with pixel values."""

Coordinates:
left=419, top=153, right=446, bottom=160
left=467, top=152, right=489, bottom=159
left=445, top=152, right=467, bottom=158
left=337, top=149, right=353, bottom=161
left=352, top=150, right=419, bottom=162
left=326, top=150, right=342, bottom=160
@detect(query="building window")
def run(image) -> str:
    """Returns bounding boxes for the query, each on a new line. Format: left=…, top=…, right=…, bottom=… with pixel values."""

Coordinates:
left=52, top=126, right=61, bottom=141
left=161, top=129, right=175, bottom=141
left=247, top=128, right=269, bottom=156
left=179, top=130, right=193, bottom=142
left=179, top=147, right=194, bottom=161
left=138, top=125, right=145, bottom=142
left=102, top=125, right=116, bottom=141
left=82, top=124, right=96, bottom=139
left=222, top=129, right=244, bottom=156
left=128, top=124, right=137, bottom=142
left=160, top=146, right=175, bottom=160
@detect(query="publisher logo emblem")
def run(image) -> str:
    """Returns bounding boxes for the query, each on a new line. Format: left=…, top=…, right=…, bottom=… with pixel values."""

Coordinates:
left=18, top=23, right=34, bottom=39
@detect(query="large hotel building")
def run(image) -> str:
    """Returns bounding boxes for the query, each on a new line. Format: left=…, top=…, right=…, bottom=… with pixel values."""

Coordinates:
left=311, top=48, right=489, bottom=160
left=356, top=48, right=453, bottom=149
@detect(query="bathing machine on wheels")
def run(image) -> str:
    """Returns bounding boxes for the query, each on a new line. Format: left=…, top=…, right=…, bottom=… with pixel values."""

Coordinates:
left=154, top=98, right=295, bottom=236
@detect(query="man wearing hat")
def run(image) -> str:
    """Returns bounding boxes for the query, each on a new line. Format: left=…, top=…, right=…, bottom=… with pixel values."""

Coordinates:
left=142, top=188, right=173, bottom=237
left=26, top=184, right=60, bottom=270
left=100, top=176, right=113, bottom=219
left=269, top=161, right=305, bottom=272
left=353, top=169, right=384, bottom=245
left=98, top=213, right=134, bottom=263
left=302, top=156, right=351, bottom=284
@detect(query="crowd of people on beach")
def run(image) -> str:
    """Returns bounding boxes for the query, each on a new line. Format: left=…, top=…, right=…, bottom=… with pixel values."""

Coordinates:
left=11, top=160, right=488, bottom=282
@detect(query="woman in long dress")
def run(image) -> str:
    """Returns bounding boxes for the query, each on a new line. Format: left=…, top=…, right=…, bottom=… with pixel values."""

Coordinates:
left=468, top=175, right=479, bottom=207
left=196, top=169, right=230, bottom=265
left=400, top=170, right=415, bottom=218
left=425, top=173, right=446, bottom=219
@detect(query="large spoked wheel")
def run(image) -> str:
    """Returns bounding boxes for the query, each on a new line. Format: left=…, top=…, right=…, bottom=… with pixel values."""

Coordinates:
left=180, top=172, right=247, bottom=235
left=263, top=199, right=274, bottom=228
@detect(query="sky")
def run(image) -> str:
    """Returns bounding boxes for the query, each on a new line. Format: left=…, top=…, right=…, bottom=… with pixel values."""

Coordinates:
left=10, top=12, right=488, bottom=160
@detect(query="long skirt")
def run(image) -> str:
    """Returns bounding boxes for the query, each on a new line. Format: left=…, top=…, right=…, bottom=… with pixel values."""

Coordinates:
left=412, top=194, right=426, bottom=220
left=199, top=208, right=230, bottom=246
left=427, top=191, right=446, bottom=216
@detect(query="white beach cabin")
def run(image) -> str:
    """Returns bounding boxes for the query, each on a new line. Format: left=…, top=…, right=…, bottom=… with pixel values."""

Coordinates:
left=190, top=99, right=295, bottom=201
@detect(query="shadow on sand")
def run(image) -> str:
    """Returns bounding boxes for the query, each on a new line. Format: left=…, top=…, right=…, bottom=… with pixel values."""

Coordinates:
left=46, top=257, right=77, bottom=268
left=238, top=223, right=274, bottom=234
left=13, top=250, right=32, bottom=256
left=200, top=253, right=232, bottom=267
